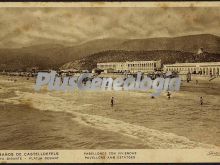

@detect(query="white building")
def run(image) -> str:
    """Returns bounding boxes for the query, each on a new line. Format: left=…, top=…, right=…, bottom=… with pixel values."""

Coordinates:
left=163, top=62, right=220, bottom=76
left=97, top=60, right=161, bottom=73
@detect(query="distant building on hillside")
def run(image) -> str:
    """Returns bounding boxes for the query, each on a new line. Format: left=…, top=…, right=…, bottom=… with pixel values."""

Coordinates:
left=197, top=48, right=204, bottom=54
left=97, top=60, right=161, bottom=73
left=163, top=62, right=220, bottom=76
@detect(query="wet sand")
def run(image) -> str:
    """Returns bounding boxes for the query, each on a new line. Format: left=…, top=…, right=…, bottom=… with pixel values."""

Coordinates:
left=0, top=103, right=151, bottom=150
left=0, top=75, right=220, bottom=149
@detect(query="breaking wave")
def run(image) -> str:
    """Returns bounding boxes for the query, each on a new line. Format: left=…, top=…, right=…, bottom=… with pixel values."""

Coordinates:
left=2, top=90, right=219, bottom=149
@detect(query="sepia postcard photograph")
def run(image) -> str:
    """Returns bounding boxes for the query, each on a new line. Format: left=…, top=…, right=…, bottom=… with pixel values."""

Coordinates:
left=0, top=1, right=219, bottom=163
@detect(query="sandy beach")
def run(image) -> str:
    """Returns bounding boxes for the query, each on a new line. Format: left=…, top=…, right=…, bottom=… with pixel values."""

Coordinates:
left=0, top=75, right=220, bottom=149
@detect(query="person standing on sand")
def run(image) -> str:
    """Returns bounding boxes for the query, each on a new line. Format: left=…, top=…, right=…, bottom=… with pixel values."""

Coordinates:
left=200, top=97, right=203, bottom=105
left=111, top=97, right=114, bottom=107
left=167, top=92, right=171, bottom=99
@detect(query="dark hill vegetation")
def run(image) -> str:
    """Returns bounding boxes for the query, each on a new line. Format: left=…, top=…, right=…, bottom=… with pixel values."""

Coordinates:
left=61, top=50, right=220, bottom=70
left=0, top=34, right=220, bottom=71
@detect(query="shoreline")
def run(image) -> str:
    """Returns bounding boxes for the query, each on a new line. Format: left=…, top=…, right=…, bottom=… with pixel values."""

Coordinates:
left=0, top=75, right=220, bottom=149
left=0, top=102, right=151, bottom=150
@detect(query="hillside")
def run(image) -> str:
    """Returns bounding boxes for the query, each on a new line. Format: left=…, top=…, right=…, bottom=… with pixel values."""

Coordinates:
left=60, top=34, right=220, bottom=61
left=0, top=44, right=66, bottom=71
left=118, top=34, right=220, bottom=53
left=61, top=50, right=220, bottom=71
left=0, top=39, right=126, bottom=71
left=1, top=34, right=220, bottom=71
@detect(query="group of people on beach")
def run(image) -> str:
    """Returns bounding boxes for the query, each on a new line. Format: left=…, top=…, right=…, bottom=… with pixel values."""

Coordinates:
left=4, top=75, right=205, bottom=107
left=110, top=92, right=204, bottom=107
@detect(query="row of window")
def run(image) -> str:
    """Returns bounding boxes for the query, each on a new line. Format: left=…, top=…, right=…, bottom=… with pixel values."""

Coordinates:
left=127, top=63, right=157, bottom=67
left=98, top=63, right=156, bottom=69
left=166, top=67, right=220, bottom=71
left=166, top=67, right=220, bottom=75
left=98, top=63, right=157, bottom=68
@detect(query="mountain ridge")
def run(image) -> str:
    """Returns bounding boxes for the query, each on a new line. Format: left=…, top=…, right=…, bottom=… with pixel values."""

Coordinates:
left=61, top=50, right=220, bottom=71
left=0, top=34, right=220, bottom=71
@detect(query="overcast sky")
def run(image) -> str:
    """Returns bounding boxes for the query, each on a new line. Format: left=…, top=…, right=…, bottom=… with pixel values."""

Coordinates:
left=0, top=7, right=220, bottom=48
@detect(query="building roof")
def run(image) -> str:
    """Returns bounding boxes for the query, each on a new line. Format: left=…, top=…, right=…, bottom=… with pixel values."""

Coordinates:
left=164, top=62, right=220, bottom=67
left=97, top=60, right=161, bottom=65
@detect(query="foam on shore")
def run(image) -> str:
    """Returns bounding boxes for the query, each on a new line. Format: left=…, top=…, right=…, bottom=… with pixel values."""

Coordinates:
left=2, top=89, right=219, bottom=149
